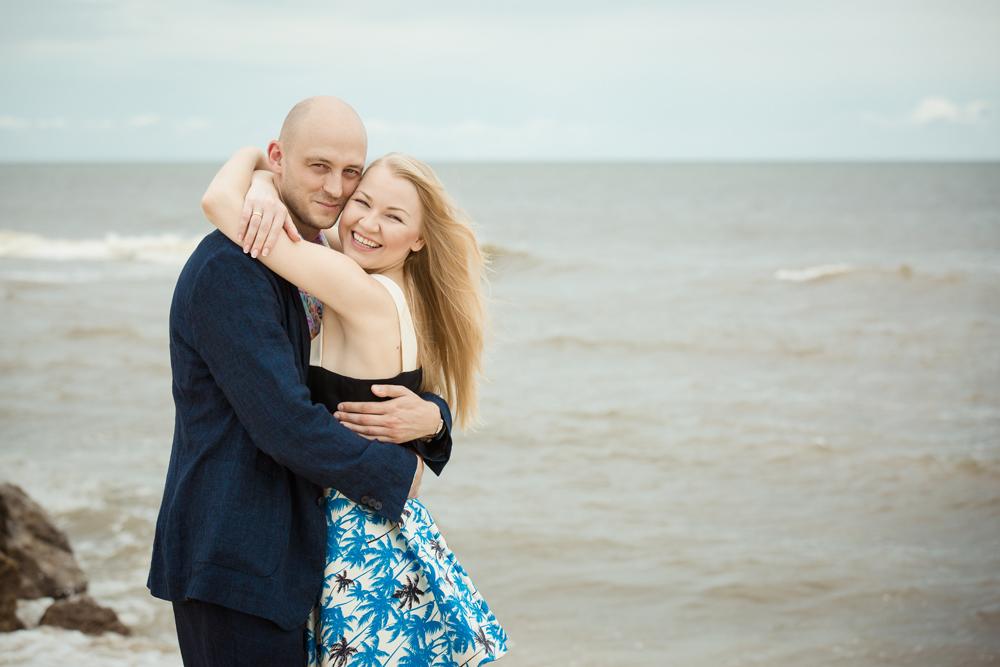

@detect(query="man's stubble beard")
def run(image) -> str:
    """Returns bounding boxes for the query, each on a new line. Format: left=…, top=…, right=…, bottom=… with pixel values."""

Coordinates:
left=278, top=178, right=338, bottom=236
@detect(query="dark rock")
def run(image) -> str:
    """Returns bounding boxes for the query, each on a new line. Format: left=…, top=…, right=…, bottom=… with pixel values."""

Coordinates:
left=0, top=552, right=25, bottom=632
left=39, top=594, right=130, bottom=636
left=0, top=491, right=7, bottom=553
left=0, top=483, right=88, bottom=599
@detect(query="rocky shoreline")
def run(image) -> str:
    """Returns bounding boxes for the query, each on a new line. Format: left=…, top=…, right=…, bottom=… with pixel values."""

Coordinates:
left=0, top=482, right=131, bottom=636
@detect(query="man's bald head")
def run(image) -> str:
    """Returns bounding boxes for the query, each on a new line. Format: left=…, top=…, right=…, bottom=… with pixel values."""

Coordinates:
left=278, top=95, right=366, bottom=154
left=267, top=95, right=368, bottom=241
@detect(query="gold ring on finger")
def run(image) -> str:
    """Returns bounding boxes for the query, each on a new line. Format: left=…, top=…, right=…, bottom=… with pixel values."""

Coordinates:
left=251, top=210, right=263, bottom=218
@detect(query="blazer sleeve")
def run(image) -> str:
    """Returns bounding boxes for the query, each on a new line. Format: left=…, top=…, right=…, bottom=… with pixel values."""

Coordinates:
left=187, top=249, right=417, bottom=522
left=413, top=392, right=453, bottom=477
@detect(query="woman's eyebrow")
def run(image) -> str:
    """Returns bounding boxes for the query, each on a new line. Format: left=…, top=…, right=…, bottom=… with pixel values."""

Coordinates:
left=356, top=189, right=408, bottom=215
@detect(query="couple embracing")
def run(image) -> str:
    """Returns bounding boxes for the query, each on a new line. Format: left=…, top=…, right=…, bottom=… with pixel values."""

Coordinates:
left=148, top=96, right=508, bottom=666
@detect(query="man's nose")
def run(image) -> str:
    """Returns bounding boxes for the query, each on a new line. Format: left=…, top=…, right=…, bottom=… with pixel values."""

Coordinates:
left=323, top=175, right=343, bottom=199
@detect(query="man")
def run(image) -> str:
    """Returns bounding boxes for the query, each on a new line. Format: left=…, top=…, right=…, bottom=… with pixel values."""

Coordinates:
left=148, top=96, right=451, bottom=665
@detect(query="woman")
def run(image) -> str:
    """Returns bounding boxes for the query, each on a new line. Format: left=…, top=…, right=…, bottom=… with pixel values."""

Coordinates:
left=201, top=147, right=507, bottom=666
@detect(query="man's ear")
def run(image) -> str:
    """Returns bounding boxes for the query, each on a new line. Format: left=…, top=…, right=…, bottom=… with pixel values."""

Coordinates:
left=267, top=140, right=284, bottom=174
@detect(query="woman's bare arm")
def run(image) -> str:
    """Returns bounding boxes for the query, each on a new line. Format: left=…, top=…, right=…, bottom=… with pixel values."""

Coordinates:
left=200, top=147, right=393, bottom=326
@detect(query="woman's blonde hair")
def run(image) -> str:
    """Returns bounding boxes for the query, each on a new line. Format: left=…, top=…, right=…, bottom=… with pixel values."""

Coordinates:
left=366, top=153, right=487, bottom=429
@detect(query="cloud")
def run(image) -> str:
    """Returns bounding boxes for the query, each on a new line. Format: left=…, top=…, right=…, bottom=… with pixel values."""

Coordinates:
left=863, top=97, right=992, bottom=127
left=175, top=117, right=210, bottom=135
left=35, top=117, right=67, bottom=129
left=909, top=97, right=991, bottom=124
left=128, top=113, right=160, bottom=127
left=0, top=116, right=30, bottom=129
left=0, top=114, right=200, bottom=134
left=366, top=118, right=605, bottom=160
left=0, top=116, right=67, bottom=130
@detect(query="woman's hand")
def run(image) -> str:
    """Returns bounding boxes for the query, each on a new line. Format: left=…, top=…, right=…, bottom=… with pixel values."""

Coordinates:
left=238, top=171, right=301, bottom=258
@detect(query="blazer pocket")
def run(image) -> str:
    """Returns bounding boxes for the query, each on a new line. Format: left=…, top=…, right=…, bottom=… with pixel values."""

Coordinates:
left=201, top=472, right=291, bottom=578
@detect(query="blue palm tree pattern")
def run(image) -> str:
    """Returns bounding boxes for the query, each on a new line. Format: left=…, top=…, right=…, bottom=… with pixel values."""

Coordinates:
left=306, top=490, right=508, bottom=666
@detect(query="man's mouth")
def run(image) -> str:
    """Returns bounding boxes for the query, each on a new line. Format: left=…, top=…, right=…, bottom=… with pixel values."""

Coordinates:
left=315, top=200, right=339, bottom=211
left=352, top=231, right=382, bottom=249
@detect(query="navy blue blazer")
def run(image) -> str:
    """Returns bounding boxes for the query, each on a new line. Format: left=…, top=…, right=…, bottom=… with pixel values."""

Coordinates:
left=147, top=231, right=452, bottom=630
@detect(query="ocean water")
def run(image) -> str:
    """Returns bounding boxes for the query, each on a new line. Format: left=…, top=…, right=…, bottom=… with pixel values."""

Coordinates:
left=1, top=163, right=998, bottom=666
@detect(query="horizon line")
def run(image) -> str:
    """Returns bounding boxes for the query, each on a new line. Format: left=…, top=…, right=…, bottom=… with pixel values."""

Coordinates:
left=1, top=158, right=999, bottom=166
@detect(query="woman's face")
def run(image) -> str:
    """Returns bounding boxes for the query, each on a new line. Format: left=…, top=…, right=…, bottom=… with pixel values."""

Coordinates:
left=338, top=164, right=425, bottom=273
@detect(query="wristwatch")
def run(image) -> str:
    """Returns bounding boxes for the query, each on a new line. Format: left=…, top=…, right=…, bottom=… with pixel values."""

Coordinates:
left=422, top=418, right=445, bottom=442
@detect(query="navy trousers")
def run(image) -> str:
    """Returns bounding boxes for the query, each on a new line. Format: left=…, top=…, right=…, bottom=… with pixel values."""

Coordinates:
left=172, top=599, right=306, bottom=666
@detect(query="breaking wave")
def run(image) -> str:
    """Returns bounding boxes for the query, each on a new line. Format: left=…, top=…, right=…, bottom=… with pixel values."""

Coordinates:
left=0, top=230, right=207, bottom=264
left=775, top=263, right=859, bottom=282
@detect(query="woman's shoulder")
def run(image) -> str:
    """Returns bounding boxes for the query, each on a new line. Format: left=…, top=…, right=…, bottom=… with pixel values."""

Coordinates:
left=368, top=273, right=418, bottom=372
left=369, top=273, right=406, bottom=300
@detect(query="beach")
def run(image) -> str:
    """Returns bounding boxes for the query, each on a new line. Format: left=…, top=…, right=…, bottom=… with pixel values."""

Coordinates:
left=1, top=162, right=999, bottom=666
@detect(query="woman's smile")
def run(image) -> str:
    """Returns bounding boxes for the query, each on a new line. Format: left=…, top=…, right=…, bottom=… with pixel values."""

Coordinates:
left=351, top=230, right=382, bottom=250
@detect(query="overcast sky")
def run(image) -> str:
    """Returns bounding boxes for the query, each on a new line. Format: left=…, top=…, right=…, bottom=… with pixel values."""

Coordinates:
left=1, top=0, right=998, bottom=162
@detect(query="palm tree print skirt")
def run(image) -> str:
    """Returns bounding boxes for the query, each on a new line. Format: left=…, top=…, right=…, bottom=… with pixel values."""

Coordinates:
left=306, top=490, right=508, bottom=667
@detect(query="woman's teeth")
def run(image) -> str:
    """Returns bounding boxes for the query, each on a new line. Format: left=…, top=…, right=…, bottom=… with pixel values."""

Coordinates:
left=353, top=231, right=381, bottom=249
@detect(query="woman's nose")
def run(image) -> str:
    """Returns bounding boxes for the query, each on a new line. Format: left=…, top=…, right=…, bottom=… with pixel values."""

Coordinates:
left=358, top=210, right=379, bottom=231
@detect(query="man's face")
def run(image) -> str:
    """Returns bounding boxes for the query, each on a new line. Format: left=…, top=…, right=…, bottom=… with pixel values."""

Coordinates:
left=271, top=116, right=367, bottom=237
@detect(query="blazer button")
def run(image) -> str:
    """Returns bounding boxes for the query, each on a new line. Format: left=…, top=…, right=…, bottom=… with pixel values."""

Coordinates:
left=316, top=496, right=324, bottom=507
left=361, top=496, right=370, bottom=504
left=374, top=501, right=383, bottom=511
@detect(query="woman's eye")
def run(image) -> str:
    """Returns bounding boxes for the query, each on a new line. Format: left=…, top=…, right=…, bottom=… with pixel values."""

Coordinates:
left=353, top=198, right=369, bottom=207
left=387, top=215, right=402, bottom=223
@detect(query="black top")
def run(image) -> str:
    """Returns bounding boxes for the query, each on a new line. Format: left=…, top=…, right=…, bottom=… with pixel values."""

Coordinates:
left=308, top=365, right=449, bottom=466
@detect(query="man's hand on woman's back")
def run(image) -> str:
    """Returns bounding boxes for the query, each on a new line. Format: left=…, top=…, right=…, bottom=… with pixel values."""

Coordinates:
left=335, top=384, right=443, bottom=443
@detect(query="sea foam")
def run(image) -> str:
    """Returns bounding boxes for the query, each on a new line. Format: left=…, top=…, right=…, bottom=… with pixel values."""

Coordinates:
left=775, top=263, right=858, bottom=282
left=0, top=230, right=206, bottom=264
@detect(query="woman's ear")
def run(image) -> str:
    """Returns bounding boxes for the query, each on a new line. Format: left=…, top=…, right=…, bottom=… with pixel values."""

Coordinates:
left=410, top=236, right=426, bottom=252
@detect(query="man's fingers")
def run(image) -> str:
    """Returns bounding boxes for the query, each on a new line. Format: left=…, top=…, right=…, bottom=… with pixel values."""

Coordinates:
left=339, top=389, right=442, bottom=443
left=338, top=420, right=388, bottom=440
left=335, top=412, right=383, bottom=428
left=336, top=401, right=389, bottom=416
left=370, top=384, right=414, bottom=399
left=335, top=410, right=401, bottom=427
left=337, top=414, right=409, bottom=444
